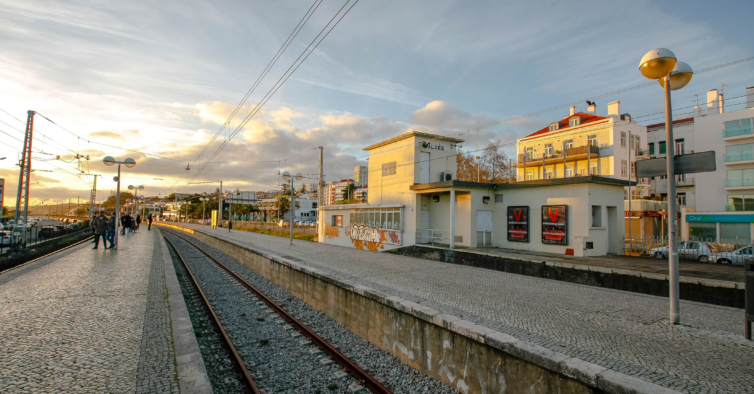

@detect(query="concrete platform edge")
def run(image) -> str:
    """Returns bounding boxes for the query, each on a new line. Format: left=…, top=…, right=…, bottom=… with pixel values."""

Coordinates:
left=157, top=228, right=213, bottom=394
left=156, top=223, right=682, bottom=394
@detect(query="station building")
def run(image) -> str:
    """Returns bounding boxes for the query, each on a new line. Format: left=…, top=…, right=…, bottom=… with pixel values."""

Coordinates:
left=318, top=131, right=628, bottom=256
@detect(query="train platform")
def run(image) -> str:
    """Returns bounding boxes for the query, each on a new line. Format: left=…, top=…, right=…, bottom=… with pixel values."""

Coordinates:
left=165, top=222, right=754, bottom=394
left=0, top=228, right=210, bottom=394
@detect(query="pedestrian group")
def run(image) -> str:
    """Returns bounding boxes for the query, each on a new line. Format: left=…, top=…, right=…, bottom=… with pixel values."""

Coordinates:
left=91, top=211, right=154, bottom=249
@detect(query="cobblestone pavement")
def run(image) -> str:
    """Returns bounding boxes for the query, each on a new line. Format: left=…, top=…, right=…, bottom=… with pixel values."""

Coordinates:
left=0, top=228, right=178, bottom=393
left=179, top=223, right=754, bottom=394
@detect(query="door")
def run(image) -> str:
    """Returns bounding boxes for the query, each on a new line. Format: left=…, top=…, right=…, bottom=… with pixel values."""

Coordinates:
left=477, top=210, right=493, bottom=246
left=684, top=242, right=698, bottom=260
left=420, top=152, right=430, bottom=184
left=420, top=211, right=429, bottom=243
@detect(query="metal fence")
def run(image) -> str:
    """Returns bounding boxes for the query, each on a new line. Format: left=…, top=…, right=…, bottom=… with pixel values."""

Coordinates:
left=624, top=236, right=750, bottom=264
left=179, top=219, right=318, bottom=234
left=415, top=229, right=450, bottom=246
left=0, top=220, right=91, bottom=254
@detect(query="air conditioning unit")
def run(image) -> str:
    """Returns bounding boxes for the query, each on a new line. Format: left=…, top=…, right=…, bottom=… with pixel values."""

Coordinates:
left=440, top=172, right=446, bottom=182
left=445, top=173, right=453, bottom=181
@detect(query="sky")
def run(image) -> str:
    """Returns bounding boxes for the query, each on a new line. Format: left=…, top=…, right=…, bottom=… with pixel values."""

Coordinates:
left=1, top=0, right=753, bottom=207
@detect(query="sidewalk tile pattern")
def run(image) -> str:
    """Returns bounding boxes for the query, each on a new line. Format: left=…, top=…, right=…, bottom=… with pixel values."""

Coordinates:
left=0, top=228, right=178, bottom=393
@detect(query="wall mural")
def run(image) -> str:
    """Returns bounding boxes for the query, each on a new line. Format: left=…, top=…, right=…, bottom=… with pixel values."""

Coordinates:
left=348, top=224, right=402, bottom=251
left=323, top=224, right=340, bottom=239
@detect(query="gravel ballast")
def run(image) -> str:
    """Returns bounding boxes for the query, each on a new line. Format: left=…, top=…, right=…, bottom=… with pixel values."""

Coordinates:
left=163, top=230, right=458, bottom=394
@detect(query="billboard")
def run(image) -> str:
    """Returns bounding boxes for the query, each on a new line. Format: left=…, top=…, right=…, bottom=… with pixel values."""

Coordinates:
left=541, top=205, right=568, bottom=245
left=507, top=206, right=529, bottom=242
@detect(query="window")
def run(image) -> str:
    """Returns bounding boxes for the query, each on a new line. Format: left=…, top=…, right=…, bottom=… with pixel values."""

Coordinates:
left=724, top=118, right=754, bottom=138
left=549, top=122, right=559, bottom=131
left=675, top=138, right=684, bottom=155
left=591, top=205, right=602, bottom=227
left=544, top=143, right=554, bottom=156
left=677, top=193, right=686, bottom=206
left=564, top=139, right=574, bottom=149
left=721, top=223, right=751, bottom=244
left=590, top=161, right=598, bottom=175
left=569, top=117, right=581, bottom=127
left=726, top=143, right=754, bottom=162
left=588, top=134, right=597, bottom=147
left=631, top=162, right=635, bottom=178
left=635, top=136, right=641, bottom=153
left=629, top=135, right=635, bottom=150
left=525, top=147, right=533, bottom=160
left=312, top=203, right=317, bottom=209
left=331, top=215, right=343, bottom=227
left=382, top=161, right=396, bottom=176
left=677, top=174, right=685, bottom=182
left=621, top=132, right=626, bottom=147
left=726, top=169, right=754, bottom=187
left=621, top=160, right=627, bottom=176
left=526, top=170, right=534, bottom=180
left=659, top=141, right=666, bottom=154
left=566, top=165, right=574, bottom=177
left=348, top=207, right=401, bottom=230
left=544, top=167, right=553, bottom=179
left=649, top=142, right=655, bottom=155
left=495, top=194, right=504, bottom=203
left=727, top=195, right=754, bottom=211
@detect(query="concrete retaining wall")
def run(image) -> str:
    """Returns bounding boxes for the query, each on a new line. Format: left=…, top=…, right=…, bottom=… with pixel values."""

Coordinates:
left=156, top=223, right=681, bottom=394
left=387, top=245, right=744, bottom=308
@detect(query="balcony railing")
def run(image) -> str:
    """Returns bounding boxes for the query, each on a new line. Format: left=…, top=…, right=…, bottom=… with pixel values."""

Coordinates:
left=725, top=178, right=754, bottom=188
left=723, top=118, right=754, bottom=138
left=518, top=144, right=599, bottom=164
left=724, top=152, right=754, bottom=163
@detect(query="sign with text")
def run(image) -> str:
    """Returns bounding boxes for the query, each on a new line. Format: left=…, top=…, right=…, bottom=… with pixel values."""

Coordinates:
left=507, top=206, right=529, bottom=242
left=541, top=205, right=568, bottom=245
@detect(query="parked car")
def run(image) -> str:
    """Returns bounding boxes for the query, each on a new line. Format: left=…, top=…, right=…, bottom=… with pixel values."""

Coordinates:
left=304, top=221, right=315, bottom=226
left=0, top=231, right=10, bottom=245
left=37, top=226, right=60, bottom=240
left=710, top=245, right=753, bottom=265
left=649, top=241, right=713, bottom=262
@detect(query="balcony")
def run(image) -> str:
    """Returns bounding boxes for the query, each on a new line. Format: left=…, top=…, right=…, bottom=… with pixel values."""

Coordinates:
left=723, top=118, right=754, bottom=139
left=724, top=152, right=754, bottom=163
left=516, top=144, right=599, bottom=166
left=725, top=178, right=754, bottom=189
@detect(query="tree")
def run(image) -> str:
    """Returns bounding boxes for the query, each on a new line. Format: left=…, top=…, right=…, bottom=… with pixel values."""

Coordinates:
left=103, top=192, right=134, bottom=209
left=338, top=183, right=358, bottom=204
left=456, top=140, right=513, bottom=183
left=276, top=195, right=290, bottom=220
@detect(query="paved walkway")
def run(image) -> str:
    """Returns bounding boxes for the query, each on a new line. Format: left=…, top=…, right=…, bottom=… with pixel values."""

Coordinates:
left=177, top=223, right=754, bottom=394
left=0, top=229, right=185, bottom=393
left=455, top=246, right=744, bottom=282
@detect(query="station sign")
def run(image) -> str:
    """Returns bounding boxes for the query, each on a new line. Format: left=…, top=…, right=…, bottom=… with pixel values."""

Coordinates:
left=542, top=205, right=568, bottom=245
left=507, top=206, right=529, bottom=242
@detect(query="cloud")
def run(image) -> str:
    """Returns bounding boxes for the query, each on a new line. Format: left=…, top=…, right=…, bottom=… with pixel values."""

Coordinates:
left=88, top=131, right=125, bottom=141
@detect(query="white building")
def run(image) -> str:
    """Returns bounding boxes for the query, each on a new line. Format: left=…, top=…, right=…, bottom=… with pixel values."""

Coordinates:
left=318, top=131, right=628, bottom=256
left=354, top=165, right=368, bottom=186
left=645, top=86, right=754, bottom=244
left=253, top=196, right=318, bottom=222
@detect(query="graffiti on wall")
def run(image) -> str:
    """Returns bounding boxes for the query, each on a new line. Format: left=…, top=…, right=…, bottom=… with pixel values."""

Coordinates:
left=348, top=224, right=402, bottom=251
left=324, top=224, right=340, bottom=239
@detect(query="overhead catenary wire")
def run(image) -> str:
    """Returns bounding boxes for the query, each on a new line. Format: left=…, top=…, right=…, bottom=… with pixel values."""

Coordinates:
left=190, top=0, right=323, bottom=165
left=180, top=0, right=360, bottom=191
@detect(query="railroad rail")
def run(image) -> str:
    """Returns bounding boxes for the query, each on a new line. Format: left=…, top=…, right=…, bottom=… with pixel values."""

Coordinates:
left=163, top=235, right=261, bottom=394
left=163, top=229, right=393, bottom=394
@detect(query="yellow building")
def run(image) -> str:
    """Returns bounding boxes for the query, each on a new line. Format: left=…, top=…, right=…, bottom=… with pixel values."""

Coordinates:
left=515, top=102, right=648, bottom=195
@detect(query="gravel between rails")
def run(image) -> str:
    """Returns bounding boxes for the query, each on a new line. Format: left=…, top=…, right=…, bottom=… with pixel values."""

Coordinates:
left=163, top=230, right=459, bottom=394
left=167, top=240, right=253, bottom=394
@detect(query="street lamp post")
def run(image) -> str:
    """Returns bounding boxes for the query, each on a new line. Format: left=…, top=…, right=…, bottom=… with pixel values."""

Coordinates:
left=103, top=156, right=136, bottom=250
left=200, top=197, right=209, bottom=225
left=128, top=185, right=144, bottom=218
left=639, top=48, right=693, bottom=324
left=282, top=171, right=303, bottom=245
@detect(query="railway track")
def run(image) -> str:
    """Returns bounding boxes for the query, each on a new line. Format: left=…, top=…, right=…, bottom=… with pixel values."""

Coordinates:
left=163, top=230, right=394, bottom=394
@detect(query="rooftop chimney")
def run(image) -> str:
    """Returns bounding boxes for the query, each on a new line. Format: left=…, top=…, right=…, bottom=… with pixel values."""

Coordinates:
left=569, top=106, right=575, bottom=116
left=607, top=101, right=620, bottom=118
left=693, top=105, right=702, bottom=118
left=720, top=94, right=725, bottom=113
left=747, top=87, right=754, bottom=108
left=587, top=103, right=596, bottom=114
left=707, top=89, right=720, bottom=115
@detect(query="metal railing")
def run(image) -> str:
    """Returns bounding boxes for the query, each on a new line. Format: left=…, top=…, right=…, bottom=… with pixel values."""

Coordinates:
left=517, top=144, right=599, bottom=164
left=185, top=219, right=318, bottom=234
left=624, top=236, right=749, bottom=263
left=724, top=152, right=754, bottom=163
left=415, top=229, right=450, bottom=246
left=0, top=219, right=90, bottom=254
left=725, top=178, right=754, bottom=188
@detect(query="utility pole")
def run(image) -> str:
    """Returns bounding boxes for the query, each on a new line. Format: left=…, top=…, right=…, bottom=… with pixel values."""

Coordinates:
left=14, top=110, right=35, bottom=229
left=317, top=146, right=324, bottom=227
left=89, top=175, right=98, bottom=220
left=218, top=180, right=223, bottom=226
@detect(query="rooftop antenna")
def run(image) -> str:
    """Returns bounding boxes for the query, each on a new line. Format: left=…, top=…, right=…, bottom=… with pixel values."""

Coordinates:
left=721, top=83, right=727, bottom=95
left=694, top=94, right=699, bottom=106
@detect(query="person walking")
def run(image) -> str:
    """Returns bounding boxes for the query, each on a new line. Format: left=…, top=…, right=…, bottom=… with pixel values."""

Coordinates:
left=92, top=211, right=108, bottom=249
left=106, top=214, right=116, bottom=248
left=121, top=213, right=133, bottom=236
left=134, top=214, right=142, bottom=233
left=147, top=213, right=153, bottom=230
